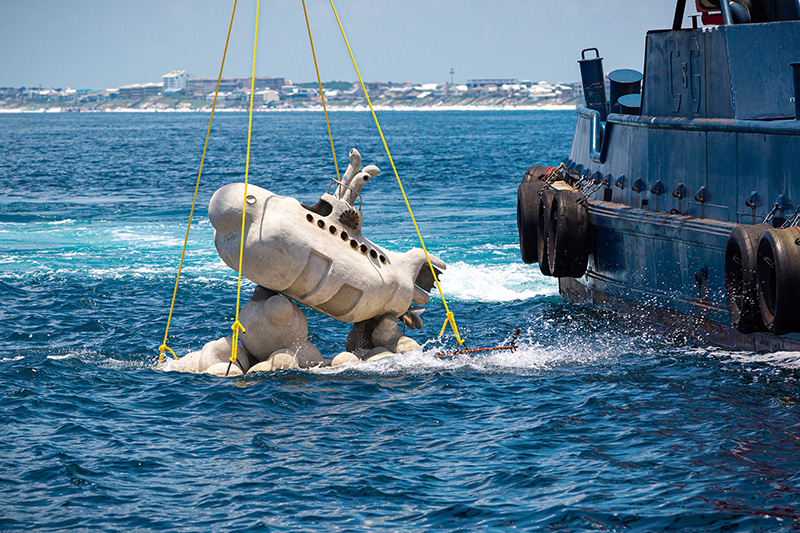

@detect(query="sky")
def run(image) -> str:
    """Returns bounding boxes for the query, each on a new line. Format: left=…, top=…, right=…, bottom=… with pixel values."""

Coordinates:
left=0, top=1, right=680, bottom=90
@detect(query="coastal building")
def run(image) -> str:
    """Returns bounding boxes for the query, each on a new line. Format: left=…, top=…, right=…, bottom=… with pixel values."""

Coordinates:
left=117, top=83, right=162, bottom=99
left=186, top=77, right=285, bottom=98
left=186, top=78, right=238, bottom=98
left=501, top=83, right=524, bottom=94
left=248, top=77, right=285, bottom=90
left=470, top=84, right=500, bottom=94
left=280, top=86, right=318, bottom=98
left=26, top=88, right=60, bottom=101
left=204, top=91, right=245, bottom=101
left=162, top=70, right=189, bottom=92
left=554, top=83, right=575, bottom=100
left=413, top=83, right=440, bottom=93
left=255, top=89, right=279, bottom=104
left=448, top=84, right=468, bottom=96
left=75, top=89, right=108, bottom=103
left=386, top=86, right=414, bottom=99
left=466, top=78, right=519, bottom=89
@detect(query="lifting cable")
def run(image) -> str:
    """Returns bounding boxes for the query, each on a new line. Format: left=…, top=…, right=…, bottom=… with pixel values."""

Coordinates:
left=327, top=0, right=466, bottom=346
left=227, top=0, right=261, bottom=372
left=302, top=0, right=340, bottom=181
left=158, top=0, right=238, bottom=366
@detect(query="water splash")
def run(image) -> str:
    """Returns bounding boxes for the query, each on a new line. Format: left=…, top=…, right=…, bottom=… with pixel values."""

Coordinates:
left=440, top=261, right=557, bottom=302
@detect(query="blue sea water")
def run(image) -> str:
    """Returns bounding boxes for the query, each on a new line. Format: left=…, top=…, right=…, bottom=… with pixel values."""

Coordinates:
left=1, top=110, right=798, bottom=531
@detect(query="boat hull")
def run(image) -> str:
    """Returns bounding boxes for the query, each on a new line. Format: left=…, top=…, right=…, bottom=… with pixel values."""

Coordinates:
left=558, top=198, right=800, bottom=352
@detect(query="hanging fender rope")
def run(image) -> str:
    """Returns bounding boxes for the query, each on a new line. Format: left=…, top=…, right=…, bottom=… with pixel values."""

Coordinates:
left=328, top=0, right=465, bottom=346
left=158, top=0, right=238, bottom=366
left=302, top=0, right=340, bottom=182
left=226, top=0, right=260, bottom=375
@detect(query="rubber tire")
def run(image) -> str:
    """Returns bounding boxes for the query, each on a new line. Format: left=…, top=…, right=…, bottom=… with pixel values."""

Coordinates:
left=537, top=188, right=557, bottom=276
left=756, top=227, right=800, bottom=335
left=547, top=190, right=590, bottom=278
left=522, top=165, right=555, bottom=184
left=517, top=181, right=546, bottom=264
left=724, top=223, right=769, bottom=333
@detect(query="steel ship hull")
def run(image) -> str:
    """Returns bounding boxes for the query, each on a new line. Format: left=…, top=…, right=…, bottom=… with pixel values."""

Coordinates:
left=522, top=9, right=800, bottom=351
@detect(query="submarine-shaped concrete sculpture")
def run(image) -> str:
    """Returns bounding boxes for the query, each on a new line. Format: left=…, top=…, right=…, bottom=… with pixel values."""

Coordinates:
left=171, top=148, right=445, bottom=375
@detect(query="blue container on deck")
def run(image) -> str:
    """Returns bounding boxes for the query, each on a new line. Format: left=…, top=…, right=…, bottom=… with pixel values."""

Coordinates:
left=618, top=93, right=642, bottom=115
left=608, top=69, right=643, bottom=114
left=792, top=61, right=800, bottom=119
left=579, top=48, right=608, bottom=121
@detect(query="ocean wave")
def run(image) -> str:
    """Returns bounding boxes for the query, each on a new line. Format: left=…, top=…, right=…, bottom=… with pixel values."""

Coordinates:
left=109, top=228, right=185, bottom=248
left=439, top=261, right=557, bottom=302
left=80, top=262, right=233, bottom=281
left=46, top=353, right=78, bottom=361
left=473, top=242, right=520, bottom=251
left=718, top=350, right=800, bottom=371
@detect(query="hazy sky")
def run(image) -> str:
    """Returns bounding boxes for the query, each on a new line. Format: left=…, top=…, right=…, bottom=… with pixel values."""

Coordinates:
left=1, top=1, right=679, bottom=89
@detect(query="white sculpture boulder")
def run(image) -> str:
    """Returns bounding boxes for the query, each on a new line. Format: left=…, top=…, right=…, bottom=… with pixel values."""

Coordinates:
left=175, top=336, right=253, bottom=374
left=239, top=287, right=307, bottom=359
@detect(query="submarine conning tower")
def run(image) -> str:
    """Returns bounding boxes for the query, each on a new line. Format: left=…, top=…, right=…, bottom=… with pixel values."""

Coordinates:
left=518, top=0, right=800, bottom=350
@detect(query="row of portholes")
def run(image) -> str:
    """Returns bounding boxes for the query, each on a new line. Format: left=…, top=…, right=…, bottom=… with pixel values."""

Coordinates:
left=305, top=213, right=387, bottom=264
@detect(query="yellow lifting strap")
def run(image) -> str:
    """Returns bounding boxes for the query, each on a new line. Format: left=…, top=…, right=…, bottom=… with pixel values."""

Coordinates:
left=228, top=0, right=261, bottom=366
left=158, top=0, right=239, bottom=366
left=302, top=0, right=340, bottom=182
left=328, top=0, right=465, bottom=346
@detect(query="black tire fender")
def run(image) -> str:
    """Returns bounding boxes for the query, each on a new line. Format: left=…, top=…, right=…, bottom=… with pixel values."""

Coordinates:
left=724, top=223, right=769, bottom=333
left=517, top=181, right=546, bottom=264
left=522, top=165, right=555, bottom=184
left=756, top=227, right=800, bottom=335
left=537, top=188, right=557, bottom=276
left=547, top=190, right=590, bottom=278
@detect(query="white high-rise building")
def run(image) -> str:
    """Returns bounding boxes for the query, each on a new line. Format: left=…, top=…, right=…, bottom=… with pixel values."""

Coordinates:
left=162, top=70, right=189, bottom=93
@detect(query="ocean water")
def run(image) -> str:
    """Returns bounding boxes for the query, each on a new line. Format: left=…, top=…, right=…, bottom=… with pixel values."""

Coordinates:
left=1, top=110, right=798, bottom=531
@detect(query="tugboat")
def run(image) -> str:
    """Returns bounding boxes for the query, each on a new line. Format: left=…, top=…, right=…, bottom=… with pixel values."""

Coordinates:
left=517, top=0, right=800, bottom=351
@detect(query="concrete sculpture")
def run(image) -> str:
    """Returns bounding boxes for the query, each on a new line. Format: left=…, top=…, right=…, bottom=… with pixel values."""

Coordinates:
left=173, top=149, right=445, bottom=375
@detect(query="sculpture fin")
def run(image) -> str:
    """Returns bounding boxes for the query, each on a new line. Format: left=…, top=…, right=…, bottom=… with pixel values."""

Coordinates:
left=401, top=306, right=425, bottom=329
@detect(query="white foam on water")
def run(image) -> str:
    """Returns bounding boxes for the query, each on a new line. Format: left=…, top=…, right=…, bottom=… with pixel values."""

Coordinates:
left=474, top=242, right=520, bottom=251
left=58, top=252, right=90, bottom=259
left=688, top=345, right=800, bottom=372
left=721, top=350, right=800, bottom=370
left=439, top=261, right=557, bottom=302
left=2, top=355, right=24, bottom=362
left=110, top=228, right=184, bottom=248
left=46, top=353, right=77, bottom=361
left=310, top=336, right=616, bottom=377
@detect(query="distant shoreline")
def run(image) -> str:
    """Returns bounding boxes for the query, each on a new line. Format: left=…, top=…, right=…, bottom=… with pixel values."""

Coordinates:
left=0, top=104, right=575, bottom=114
